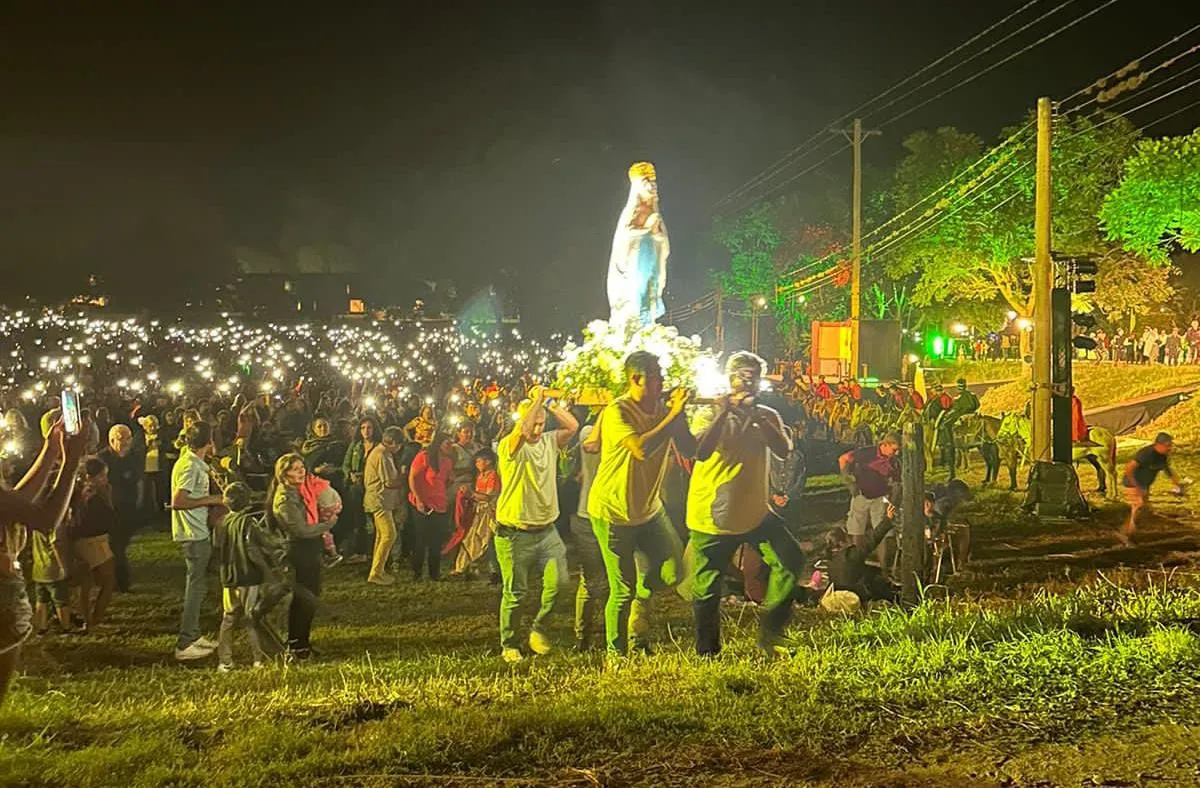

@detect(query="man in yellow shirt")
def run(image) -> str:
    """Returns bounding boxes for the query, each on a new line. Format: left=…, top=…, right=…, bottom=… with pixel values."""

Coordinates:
left=585, top=351, right=696, bottom=655
left=687, top=351, right=807, bottom=657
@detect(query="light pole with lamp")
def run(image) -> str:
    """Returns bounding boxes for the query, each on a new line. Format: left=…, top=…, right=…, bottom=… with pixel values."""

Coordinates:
left=750, top=295, right=767, bottom=355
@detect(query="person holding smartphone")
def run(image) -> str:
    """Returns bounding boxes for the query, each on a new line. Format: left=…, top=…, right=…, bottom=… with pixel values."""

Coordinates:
left=687, top=351, right=806, bottom=657
left=1, top=410, right=89, bottom=707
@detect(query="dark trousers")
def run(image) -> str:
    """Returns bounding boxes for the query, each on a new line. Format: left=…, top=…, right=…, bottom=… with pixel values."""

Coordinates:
left=335, top=485, right=370, bottom=557
left=690, top=513, right=807, bottom=656
left=411, top=509, right=449, bottom=580
left=287, top=538, right=323, bottom=652
left=110, top=503, right=140, bottom=592
left=569, top=515, right=610, bottom=647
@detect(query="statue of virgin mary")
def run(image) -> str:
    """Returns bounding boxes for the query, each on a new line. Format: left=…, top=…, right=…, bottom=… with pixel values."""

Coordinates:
left=606, top=161, right=670, bottom=327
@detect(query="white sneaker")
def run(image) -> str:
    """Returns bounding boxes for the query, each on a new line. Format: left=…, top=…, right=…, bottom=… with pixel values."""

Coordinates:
left=217, top=663, right=234, bottom=673
left=529, top=630, right=553, bottom=656
left=174, top=641, right=216, bottom=661
left=502, top=647, right=524, bottom=663
left=194, top=636, right=219, bottom=650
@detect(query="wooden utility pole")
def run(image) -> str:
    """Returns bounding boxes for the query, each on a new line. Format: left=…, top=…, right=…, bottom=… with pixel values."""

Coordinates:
left=901, top=421, right=927, bottom=608
left=1031, top=97, right=1054, bottom=464
left=750, top=299, right=761, bottom=354
left=714, top=285, right=725, bottom=353
left=833, top=119, right=880, bottom=379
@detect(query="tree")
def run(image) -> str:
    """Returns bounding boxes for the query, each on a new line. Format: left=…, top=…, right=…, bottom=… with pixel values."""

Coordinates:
left=1089, top=246, right=1176, bottom=332
left=1100, top=129, right=1200, bottom=263
left=879, top=115, right=1144, bottom=318
left=713, top=195, right=848, bottom=352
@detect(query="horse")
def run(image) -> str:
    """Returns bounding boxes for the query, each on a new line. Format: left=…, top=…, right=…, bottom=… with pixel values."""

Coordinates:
left=952, top=412, right=1003, bottom=484
left=996, top=412, right=1031, bottom=491
left=1075, top=425, right=1118, bottom=499
left=993, top=413, right=1117, bottom=499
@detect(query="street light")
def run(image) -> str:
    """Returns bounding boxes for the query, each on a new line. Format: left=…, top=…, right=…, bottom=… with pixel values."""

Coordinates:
left=750, top=296, right=767, bottom=354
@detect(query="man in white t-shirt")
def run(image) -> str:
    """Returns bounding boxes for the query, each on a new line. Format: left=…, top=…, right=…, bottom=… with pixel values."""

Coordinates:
left=495, top=386, right=578, bottom=663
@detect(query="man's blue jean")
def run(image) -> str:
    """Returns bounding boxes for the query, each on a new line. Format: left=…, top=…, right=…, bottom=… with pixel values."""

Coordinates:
left=177, top=539, right=212, bottom=650
left=591, top=509, right=683, bottom=654
left=494, top=524, right=569, bottom=650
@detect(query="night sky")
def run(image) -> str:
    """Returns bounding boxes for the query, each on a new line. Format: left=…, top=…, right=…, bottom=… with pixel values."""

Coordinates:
left=1, top=1, right=1195, bottom=330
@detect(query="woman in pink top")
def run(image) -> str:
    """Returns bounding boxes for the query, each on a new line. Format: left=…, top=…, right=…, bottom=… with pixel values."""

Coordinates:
left=408, top=433, right=454, bottom=580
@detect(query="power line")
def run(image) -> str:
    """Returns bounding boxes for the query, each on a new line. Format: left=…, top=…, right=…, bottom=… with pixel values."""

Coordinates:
left=720, top=143, right=852, bottom=216
left=877, top=0, right=1125, bottom=129
left=866, top=0, right=1084, bottom=126
left=868, top=85, right=1200, bottom=266
left=712, top=0, right=1051, bottom=210
left=775, top=121, right=1035, bottom=282
left=1060, top=23, right=1200, bottom=108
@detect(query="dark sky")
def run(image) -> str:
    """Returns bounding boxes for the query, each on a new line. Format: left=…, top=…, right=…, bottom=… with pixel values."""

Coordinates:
left=1, top=1, right=1195, bottom=330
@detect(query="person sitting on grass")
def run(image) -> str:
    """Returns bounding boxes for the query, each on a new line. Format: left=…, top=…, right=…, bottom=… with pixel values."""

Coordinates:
left=823, top=503, right=900, bottom=606
left=215, top=482, right=285, bottom=672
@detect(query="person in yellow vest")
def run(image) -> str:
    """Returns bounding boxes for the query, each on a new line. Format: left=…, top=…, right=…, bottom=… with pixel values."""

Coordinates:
left=687, top=351, right=807, bottom=657
left=585, top=351, right=696, bottom=655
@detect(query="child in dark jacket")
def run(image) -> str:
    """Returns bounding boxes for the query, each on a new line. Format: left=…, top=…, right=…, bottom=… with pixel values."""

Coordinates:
left=215, top=483, right=286, bottom=670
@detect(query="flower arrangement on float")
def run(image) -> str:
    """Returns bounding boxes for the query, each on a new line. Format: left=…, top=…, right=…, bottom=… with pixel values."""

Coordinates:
left=553, top=319, right=728, bottom=408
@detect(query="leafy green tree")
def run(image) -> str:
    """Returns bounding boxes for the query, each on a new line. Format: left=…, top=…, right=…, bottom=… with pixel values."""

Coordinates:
left=879, top=115, right=1143, bottom=318
left=714, top=195, right=848, bottom=351
left=1088, top=247, right=1176, bottom=331
left=1100, top=129, right=1200, bottom=263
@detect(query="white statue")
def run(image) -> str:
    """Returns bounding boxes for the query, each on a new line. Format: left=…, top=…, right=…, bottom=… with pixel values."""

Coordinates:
left=606, top=161, right=670, bottom=327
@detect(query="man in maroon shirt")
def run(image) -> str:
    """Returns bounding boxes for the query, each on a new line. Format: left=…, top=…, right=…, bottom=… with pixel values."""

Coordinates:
left=838, top=434, right=901, bottom=551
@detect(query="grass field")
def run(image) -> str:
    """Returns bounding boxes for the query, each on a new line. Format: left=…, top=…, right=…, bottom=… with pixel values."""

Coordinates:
left=7, top=451, right=1200, bottom=787
left=979, top=363, right=1200, bottom=416
left=923, top=358, right=1025, bottom=385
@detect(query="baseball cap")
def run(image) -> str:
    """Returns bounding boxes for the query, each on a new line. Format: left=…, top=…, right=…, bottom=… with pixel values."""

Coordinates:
left=1155, top=432, right=1174, bottom=446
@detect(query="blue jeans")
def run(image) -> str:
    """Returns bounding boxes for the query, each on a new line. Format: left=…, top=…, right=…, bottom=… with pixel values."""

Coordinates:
left=494, top=525, right=569, bottom=649
left=592, top=509, right=683, bottom=654
left=177, top=539, right=212, bottom=650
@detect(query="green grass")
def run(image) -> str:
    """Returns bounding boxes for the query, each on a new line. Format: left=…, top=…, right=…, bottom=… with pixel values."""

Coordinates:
left=924, top=358, right=1025, bottom=384
left=8, top=507, right=1200, bottom=785
left=980, top=363, right=1200, bottom=415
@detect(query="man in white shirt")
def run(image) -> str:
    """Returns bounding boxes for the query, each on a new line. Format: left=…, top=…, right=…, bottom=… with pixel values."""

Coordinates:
left=495, top=386, right=578, bottom=663
left=170, top=423, right=225, bottom=661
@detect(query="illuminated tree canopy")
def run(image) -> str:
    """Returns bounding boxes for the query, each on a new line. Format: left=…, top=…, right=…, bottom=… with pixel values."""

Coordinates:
left=1100, top=129, right=1200, bottom=264
left=879, top=115, right=1144, bottom=317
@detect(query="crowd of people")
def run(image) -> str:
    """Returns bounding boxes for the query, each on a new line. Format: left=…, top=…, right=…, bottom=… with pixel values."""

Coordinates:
left=10, top=308, right=1176, bottom=708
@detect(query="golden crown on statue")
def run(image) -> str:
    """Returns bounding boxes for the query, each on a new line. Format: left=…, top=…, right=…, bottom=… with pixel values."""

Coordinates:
left=628, top=161, right=656, bottom=180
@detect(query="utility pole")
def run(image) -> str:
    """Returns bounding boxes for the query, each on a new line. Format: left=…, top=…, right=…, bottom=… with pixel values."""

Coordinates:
left=833, top=119, right=880, bottom=378
left=714, top=284, right=725, bottom=353
left=750, top=296, right=764, bottom=355
left=1031, top=97, right=1054, bottom=465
